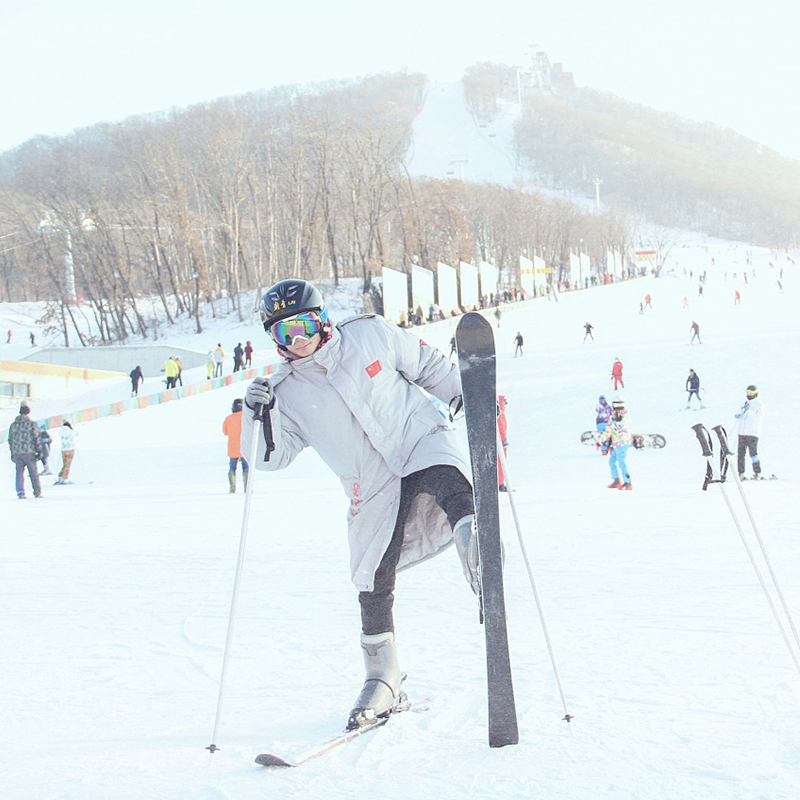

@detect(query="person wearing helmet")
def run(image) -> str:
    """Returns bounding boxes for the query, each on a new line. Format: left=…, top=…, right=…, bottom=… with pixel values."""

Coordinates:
left=611, top=357, right=624, bottom=390
left=38, top=422, right=53, bottom=476
left=595, top=395, right=612, bottom=432
left=222, top=398, right=248, bottom=493
left=601, top=397, right=633, bottom=490
left=242, top=279, right=475, bottom=731
left=735, top=385, right=765, bottom=479
left=595, top=395, right=612, bottom=456
left=685, top=369, right=704, bottom=409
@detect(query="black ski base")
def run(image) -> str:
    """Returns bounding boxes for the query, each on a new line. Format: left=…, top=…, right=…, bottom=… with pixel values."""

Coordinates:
left=456, top=312, right=519, bottom=749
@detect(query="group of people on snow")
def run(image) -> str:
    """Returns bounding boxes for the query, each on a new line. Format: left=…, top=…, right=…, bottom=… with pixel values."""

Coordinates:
left=206, top=341, right=254, bottom=379
left=8, top=407, right=77, bottom=498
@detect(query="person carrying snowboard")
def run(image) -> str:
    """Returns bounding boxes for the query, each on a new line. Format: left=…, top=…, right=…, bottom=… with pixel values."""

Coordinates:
left=242, top=279, right=476, bottom=731
left=735, top=385, right=765, bottom=479
left=601, top=397, right=633, bottom=490
left=685, top=369, right=703, bottom=408
left=611, top=357, right=624, bottom=390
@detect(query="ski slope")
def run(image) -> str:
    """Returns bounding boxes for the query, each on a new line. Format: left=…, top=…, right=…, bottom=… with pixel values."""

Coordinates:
left=2, top=241, right=799, bottom=799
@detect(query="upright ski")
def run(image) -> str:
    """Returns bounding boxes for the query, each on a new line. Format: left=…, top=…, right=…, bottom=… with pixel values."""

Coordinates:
left=455, top=312, right=519, bottom=748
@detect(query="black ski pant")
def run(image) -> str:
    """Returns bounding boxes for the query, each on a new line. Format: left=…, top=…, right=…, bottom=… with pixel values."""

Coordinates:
left=737, top=435, right=761, bottom=476
left=358, top=465, right=474, bottom=635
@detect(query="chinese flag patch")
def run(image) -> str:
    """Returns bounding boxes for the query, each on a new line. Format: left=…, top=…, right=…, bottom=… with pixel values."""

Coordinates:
left=365, top=360, right=382, bottom=378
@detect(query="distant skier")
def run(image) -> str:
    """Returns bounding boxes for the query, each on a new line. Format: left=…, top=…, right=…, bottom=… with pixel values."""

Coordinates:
left=600, top=397, right=633, bottom=490
left=690, top=321, right=702, bottom=344
left=583, top=322, right=594, bottom=342
left=222, top=398, right=249, bottom=493
left=38, top=422, right=53, bottom=475
left=611, top=357, right=624, bottom=390
left=56, top=421, right=76, bottom=485
left=242, top=279, right=475, bottom=731
left=685, top=369, right=704, bottom=408
left=206, top=350, right=215, bottom=380
left=130, top=365, right=144, bottom=397
left=244, top=340, right=254, bottom=367
left=497, top=395, right=509, bottom=492
left=644, top=293, right=652, bottom=310
left=735, top=385, right=765, bottom=479
left=734, top=289, right=741, bottom=305
left=449, top=335, right=457, bottom=359
left=596, top=395, right=612, bottom=432
left=233, top=342, right=244, bottom=372
left=595, top=395, right=612, bottom=455
left=514, top=331, right=524, bottom=357
left=213, top=344, right=224, bottom=377
left=494, top=306, right=502, bottom=327
left=8, top=404, right=43, bottom=499
left=162, top=356, right=179, bottom=389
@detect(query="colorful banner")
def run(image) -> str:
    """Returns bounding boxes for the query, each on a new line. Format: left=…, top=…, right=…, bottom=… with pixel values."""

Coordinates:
left=0, top=364, right=274, bottom=442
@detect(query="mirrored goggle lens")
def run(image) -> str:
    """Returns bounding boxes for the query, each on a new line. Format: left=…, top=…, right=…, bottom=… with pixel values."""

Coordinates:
left=270, top=312, right=323, bottom=345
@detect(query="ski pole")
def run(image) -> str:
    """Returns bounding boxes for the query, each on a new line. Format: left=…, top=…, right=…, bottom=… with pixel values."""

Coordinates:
left=692, top=424, right=800, bottom=677
left=711, top=425, right=800, bottom=655
left=207, top=402, right=268, bottom=756
left=496, top=427, right=574, bottom=725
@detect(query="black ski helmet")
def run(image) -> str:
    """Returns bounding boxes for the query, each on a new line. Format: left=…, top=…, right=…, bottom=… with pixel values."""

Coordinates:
left=232, top=398, right=243, bottom=413
left=746, top=384, right=759, bottom=399
left=259, top=279, right=326, bottom=331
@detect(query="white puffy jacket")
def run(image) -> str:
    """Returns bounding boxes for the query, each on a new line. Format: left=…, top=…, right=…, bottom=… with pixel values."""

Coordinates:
left=241, top=315, right=470, bottom=591
left=737, top=396, right=764, bottom=437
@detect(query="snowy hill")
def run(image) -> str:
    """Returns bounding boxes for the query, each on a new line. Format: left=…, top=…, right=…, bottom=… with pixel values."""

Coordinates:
left=2, top=239, right=799, bottom=799
left=406, top=81, right=521, bottom=185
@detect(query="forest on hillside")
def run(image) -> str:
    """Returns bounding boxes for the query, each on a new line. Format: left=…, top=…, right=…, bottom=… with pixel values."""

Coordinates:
left=0, top=72, right=628, bottom=344
left=463, top=62, right=800, bottom=246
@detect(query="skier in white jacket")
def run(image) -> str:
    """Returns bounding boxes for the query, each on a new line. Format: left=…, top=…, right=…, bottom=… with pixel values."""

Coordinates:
left=242, top=279, right=477, bottom=731
left=735, top=384, right=765, bottom=478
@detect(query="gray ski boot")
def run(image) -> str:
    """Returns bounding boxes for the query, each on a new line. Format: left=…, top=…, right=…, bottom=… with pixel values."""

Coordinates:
left=347, top=632, right=404, bottom=730
left=453, top=514, right=480, bottom=595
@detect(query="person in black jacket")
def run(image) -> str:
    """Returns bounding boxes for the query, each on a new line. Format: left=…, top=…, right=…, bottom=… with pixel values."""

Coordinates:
left=685, top=369, right=704, bottom=408
left=130, top=365, right=144, bottom=397
left=233, top=342, right=244, bottom=372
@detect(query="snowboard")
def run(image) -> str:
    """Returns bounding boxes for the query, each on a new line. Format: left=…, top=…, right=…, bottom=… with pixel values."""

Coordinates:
left=581, top=430, right=666, bottom=449
left=455, top=311, right=519, bottom=749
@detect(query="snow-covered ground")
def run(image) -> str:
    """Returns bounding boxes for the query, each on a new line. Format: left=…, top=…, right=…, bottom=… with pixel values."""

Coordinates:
left=2, top=240, right=799, bottom=799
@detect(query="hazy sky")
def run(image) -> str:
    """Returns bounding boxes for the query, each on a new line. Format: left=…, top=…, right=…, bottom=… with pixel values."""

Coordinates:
left=2, top=0, right=799, bottom=158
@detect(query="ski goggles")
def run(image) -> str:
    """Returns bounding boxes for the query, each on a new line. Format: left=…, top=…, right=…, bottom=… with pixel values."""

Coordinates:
left=268, top=310, right=326, bottom=346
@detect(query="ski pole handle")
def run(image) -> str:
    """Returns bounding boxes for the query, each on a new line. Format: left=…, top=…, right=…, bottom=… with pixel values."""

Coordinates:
left=253, top=402, right=275, bottom=462
left=691, top=423, right=713, bottom=457
left=711, top=425, right=734, bottom=457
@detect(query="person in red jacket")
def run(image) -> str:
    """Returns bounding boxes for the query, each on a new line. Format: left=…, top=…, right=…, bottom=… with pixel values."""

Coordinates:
left=497, top=395, right=509, bottom=491
left=611, top=357, right=624, bottom=390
